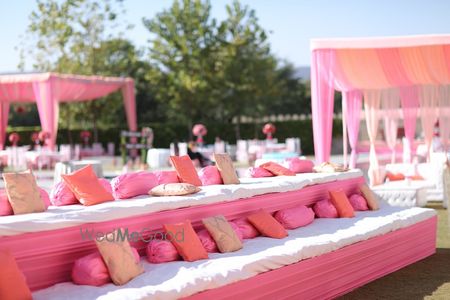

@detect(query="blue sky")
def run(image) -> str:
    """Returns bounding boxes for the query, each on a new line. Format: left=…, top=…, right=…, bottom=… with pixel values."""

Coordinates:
left=1, top=0, right=450, bottom=72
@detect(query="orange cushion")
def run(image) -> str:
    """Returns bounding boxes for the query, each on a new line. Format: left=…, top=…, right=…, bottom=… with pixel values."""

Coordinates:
left=62, top=165, right=114, bottom=206
left=170, top=155, right=202, bottom=186
left=386, top=172, right=405, bottom=181
left=260, top=162, right=296, bottom=176
left=164, top=220, right=208, bottom=262
left=329, top=190, right=355, bottom=218
left=407, top=174, right=425, bottom=181
left=359, top=184, right=380, bottom=210
left=0, top=250, right=32, bottom=300
left=247, top=210, right=288, bottom=239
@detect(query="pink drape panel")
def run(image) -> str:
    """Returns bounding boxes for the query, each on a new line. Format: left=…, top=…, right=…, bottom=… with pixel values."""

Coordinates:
left=343, top=90, right=362, bottom=168
left=377, top=49, right=413, bottom=87
left=381, top=89, right=400, bottom=164
left=121, top=80, right=137, bottom=131
left=438, top=86, right=450, bottom=154
left=364, top=90, right=382, bottom=186
left=400, top=86, right=420, bottom=163
left=311, top=50, right=335, bottom=163
left=32, top=79, right=59, bottom=150
left=419, top=85, right=439, bottom=161
left=0, top=102, right=10, bottom=150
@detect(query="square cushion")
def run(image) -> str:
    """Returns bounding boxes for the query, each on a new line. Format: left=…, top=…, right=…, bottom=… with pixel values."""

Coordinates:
left=329, top=190, right=355, bottom=218
left=2, top=170, right=45, bottom=215
left=62, top=165, right=114, bottom=206
left=260, top=161, right=296, bottom=176
left=95, top=229, right=144, bottom=285
left=213, top=153, right=240, bottom=184
left=170, top=155, right=202, bottom=186
left=359, top=184, right=380, bottom=210
left=202, top=215, right=243, bottom=253
left=247, top=210, right=288, bottom=239
left=164, top=220, right=208, bottom=262
left=150, top=183, right=200, bottom=196
left=0, top=250, right=32, bottom=300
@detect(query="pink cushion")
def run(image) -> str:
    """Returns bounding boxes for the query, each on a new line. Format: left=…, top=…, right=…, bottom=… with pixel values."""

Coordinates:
left=111, top=171, right=158, bottom=199
left=98, top=178, right=113, bottom=195
left=146, top=239, right=180, bottom=263
left=72, top=247, right=140, bottom=286
left=50, top=181, right=78, bottom=206
left=1, top=188, right=49, bottom=215
left=154, top=171, right=179, bottom=184
left=274, top=205, right=315, bottom=229
left=247, top=167, right=274, bottom=178
left=198, top=166, right=223, bottom=185
left=229, top=221, right=244, bottom=241
left=232, top=218, right=260, bottom=239
left=313, top=199, right=338, bottom=218
left=348, top=194, right=369, bottom=211
left=197, top=229, right=218, bottom=253
left=284, top=158, right=314, bottom=173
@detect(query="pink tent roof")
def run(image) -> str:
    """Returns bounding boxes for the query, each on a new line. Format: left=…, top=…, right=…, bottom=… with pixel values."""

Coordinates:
left=0, top=72, right=137, bottom=149
left=310, top=34, right=450, bottom=175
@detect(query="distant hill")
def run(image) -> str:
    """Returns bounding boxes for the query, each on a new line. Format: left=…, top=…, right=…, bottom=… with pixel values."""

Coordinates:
left=294, top=66, right=310, bottom=81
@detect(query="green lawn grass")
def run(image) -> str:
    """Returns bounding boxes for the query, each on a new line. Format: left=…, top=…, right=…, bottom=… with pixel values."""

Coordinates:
left=341, top=202, right=450, bottom=300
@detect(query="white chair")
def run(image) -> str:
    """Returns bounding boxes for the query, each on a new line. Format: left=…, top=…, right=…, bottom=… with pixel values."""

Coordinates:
left=214, top=141, right=226, bottom=154
left=59, top=144, right=72, bottom=162
left=178, top=143, right=188, bottom=156
left=236, top=140, right=249, bottom=163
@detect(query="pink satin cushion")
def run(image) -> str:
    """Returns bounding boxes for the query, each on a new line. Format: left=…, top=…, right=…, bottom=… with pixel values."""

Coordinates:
left=146, top=240, right=180, bottom=263
left=197, top=229, right=218, bottom=253
left=274, top=205, right=315, bottom=229
left=198, top=166, right=223, bottom=185
left=348, top=194, right=369, bottom=211
left=50, top=181, right=78, bottom=206
left=247, top=167, right=274, bottom=178
left=284, top=158, right=314, bottom=173
left=229, top=221, right=244, bottom=241
left=0, top=188, right=49, bottom=216
left=232, top=218, right=260, bottom=239
left=154, top=171, right=179, bottom=184
left=72, top=248, right=140, bottom=286
left=313, top=199, right=339, bottom=218
left=111, top=171, right=158, bottom=199
left=98, top=178, right=113, bottom=195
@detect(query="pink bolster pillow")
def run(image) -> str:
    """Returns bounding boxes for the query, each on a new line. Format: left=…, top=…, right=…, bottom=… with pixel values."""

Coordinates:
left=72, top=247, right=140, bottom=286
left=1, top=188, right=50, bottom=216
left=197, top=229, right=218, bottom=253
left=198, top=166, right=223, bottom=186
left=146, top=239, right=180, bottom=263
left=154, top=171, right=179, bottom=184
left=247, top=167, right=274, bottom=178
left=229, top=221, right=244, bottom=241
left=348, top=194, right=369, bottom=211
left=284, top=157, right=314, bottom=173
left=232, top=218, right=260, bottom=239
left=50, top=181, right=78, bottom=206
left=313, top=199, right=338, bottom=218
left=111, top=171, right=158, bottom=199
left=98, top=178, right=113, bottom=195
left=274, top=205, right=315, bottom=229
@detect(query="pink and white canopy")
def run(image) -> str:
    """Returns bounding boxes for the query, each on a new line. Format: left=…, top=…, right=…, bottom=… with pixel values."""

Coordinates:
left=0, top=72, right=137, bottom=150
left=311, top=34, right=450, bottom=184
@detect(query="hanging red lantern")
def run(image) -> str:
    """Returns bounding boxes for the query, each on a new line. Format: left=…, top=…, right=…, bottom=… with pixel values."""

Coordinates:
left=8, top=132, right=20, bottom=146
left=262, top=123, right=276, bottom=140
left=15, top=105, right=26, bottom=115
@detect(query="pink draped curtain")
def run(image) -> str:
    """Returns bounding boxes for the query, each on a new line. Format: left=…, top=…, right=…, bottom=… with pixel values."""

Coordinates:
left=381, top=89, right=400, bottom=164
left=439, top=85, right=450, bottom=154
left=0, top=102, right=10, bottom=150
left=343, top=90, right=362, bottom=168
left=399, top=86, right=420, bottom=163
left=121, top=80, right=137, bottom=131
left=419, top=85, right=439, bottom=161
left=364, top=90, right=382, bottom=186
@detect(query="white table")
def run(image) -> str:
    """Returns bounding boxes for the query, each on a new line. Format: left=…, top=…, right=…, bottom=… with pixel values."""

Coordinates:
left=54, top=160, right=103, bottom=184
left=146, top=148, right=171, bottom=168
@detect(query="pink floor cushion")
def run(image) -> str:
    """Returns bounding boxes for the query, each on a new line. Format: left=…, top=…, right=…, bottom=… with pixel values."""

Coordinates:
left=0, top=189, right=13, bottom=216
left=97, top=178, right=113, bottom=195
left=39, top=188, right=51, bottom=209
left=198, top=166, right=223, bottom=186
left=247, top=167, right=274, bottom=178
left=229, top=221, right=244, bottom=241
left=348, top=194, right=369, bottom=211
left=284, top=158, right=314, bottom=173
left=274, top=205, right=315, bottom=229
left=50, top=181, right=79, bottom=206
left=72, top=247, right=140, bottom=286
left=154, top=171, right=179, bottom=185
left=111, top=171, right=158, bottom=199
left=146, top=239, right=180, bottom=263
left=196, top=229, right=218, bottom=253
left=232, top=218, right=260, bottom=239
left=313, top=199, right=339, bottom=218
